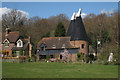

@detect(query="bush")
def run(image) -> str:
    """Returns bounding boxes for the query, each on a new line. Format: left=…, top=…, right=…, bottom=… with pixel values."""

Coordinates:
left=104, top=62, right=109, bottom=65
left=20, top=50, right=23, bottom=56
left=19, top=56, right=26, bottom=63
left=12, top=50, right=16, bottom=57
left=77, top=53, right=81, bottom=61
left=46, top=54, right=50, bottom=61
left=85, top=55, right=90, bottom=63
left=77, top=52, right=84, bottom=61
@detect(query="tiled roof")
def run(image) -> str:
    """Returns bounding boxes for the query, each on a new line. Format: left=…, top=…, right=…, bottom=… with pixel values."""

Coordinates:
left=2, top=31, right=19, bottom=43
left=37, top=37, right=79, bottom=49
left=12, top=39, right=29, bottom=50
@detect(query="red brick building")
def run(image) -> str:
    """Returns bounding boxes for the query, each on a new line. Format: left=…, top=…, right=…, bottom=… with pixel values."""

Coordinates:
left=1, top=28, right=32, bottom=58
left=37, top=8, right=88, bottom=62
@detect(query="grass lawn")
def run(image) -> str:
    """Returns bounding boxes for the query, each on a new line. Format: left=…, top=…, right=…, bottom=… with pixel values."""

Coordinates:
left=2, top=62, right=118, bottom=78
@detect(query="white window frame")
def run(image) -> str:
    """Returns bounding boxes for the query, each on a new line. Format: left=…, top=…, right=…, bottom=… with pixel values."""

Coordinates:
left=62, top=44, right=65, bottom=48
left=16, top=39, right=23, bottom=47
left=52, top=45, right=56, bottom=48
left=3, top=39, right=9, bottom=47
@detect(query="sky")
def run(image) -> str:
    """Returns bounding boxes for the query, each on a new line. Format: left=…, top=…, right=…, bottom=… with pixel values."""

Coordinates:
left=1, top=2, right=118, bottom=19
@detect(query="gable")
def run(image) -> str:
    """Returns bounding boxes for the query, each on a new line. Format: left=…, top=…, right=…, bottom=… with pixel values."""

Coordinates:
left=2, top=31, right=19, bottom=43
left=3, top=39, right=10, bottom=43
left=40, top=43, right=46, bottom=48
left=16, top=39, right=23, bottom=47
left=17, top=39, right=23, bottom=43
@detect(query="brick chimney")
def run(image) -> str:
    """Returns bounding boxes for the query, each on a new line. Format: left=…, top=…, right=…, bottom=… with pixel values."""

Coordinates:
left=28, top=36, right=32, bottom=58
left=28, top=36, right=30, bottom=43
left=5, top=28, right=10, bottom=36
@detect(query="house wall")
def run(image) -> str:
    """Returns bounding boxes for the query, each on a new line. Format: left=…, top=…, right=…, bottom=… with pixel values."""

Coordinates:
left=72, top=54, right=77, bottom=62
left=37, top=49, right=79, bottom=55
left=0, top=44, right=2, bottom=53
left=2, top=43, right=15, bottom=56
left=67, top=54, right=72, bottom=62
left=0, top=34, right=1, bottom=53
left=70, top=40, right=88, bottom=54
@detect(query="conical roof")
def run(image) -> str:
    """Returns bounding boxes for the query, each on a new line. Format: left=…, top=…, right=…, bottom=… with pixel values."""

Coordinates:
left=67, top=12, right=76, bottom=37
left=67, top=8, right=88, bottom=41
left=67, top=20, right=75, bottom=37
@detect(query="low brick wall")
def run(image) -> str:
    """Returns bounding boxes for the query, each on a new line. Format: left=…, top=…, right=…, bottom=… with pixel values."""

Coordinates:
left=2, top=59, right=19, bottom=63
left=2, top=57, right=19, bottom=63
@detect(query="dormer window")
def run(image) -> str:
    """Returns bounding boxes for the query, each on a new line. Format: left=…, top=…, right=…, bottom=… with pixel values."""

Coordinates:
left=5, top=43, right=9, bottom=47
left=52, top=45, right=56, bottom=48
left=40, top=43, right=46, bottom=51
left=3, top=39, right=9, bottom=47
left=17, top=39, right=23, bottom=47
left=62, top=44, right=65, bottom=48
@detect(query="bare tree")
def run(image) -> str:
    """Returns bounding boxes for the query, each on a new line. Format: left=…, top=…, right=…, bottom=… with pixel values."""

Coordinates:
left=2, top=9, right=27, bottom=30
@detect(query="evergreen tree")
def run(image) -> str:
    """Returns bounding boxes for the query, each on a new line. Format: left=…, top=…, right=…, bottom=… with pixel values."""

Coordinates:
left=54, top=22, right=66, bottom=37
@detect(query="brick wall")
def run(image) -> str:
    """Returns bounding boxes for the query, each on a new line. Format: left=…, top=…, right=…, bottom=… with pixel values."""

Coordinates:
left=2, top=43, right=15, bottom=56
left=70, top=40, right=88, bottom=54
left=72, top=54, right=77, bottom=62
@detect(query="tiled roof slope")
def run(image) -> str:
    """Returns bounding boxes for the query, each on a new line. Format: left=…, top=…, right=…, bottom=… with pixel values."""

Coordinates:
left=37, top=37, right=79, bottom=49
left=2, top=31, right=19, bottom=43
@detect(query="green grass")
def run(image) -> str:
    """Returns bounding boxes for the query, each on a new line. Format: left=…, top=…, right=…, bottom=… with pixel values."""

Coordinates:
left=2, top=62, right=118, bottom=78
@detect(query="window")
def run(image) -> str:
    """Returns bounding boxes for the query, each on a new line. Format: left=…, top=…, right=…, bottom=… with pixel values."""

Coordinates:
left=52, top=45, right=56, bottom=48
left=5, top=43, right=9, bottom=47
left=60, top=55, right=62, bottom=59
left=82, top=44, right=84, bottom=49
left=19, top=42, right=21, bottom=47
left=41, top=47, right=44, bottom=51
left=62, top=44, right=65, bottom=48
left=17, top=40, right=23, bottom=47
left=40, top=43, right=46, bottom=51
left=3, top=39, right=9, bottom=47
left=6, top=51, right=9, bottom=56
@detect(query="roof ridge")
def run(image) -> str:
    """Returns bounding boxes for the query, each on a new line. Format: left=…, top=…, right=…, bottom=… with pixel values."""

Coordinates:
left=42, top=37, right=71, bottom=39
left=9, top=31, right=19, bottom=34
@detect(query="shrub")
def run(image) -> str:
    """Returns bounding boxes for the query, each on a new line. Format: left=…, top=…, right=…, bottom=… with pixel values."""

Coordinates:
left=20, top=50, right=23, bottom=56
left=13, top=50, right=16, bottom=57
left=77, top=53, right=81, bottom=61
left=46, top=54, right=50, bottom=61
left=55, top=54, right=59, bottom=62
left=85, top=55, right=90, bottom=63
left=104, top=62, right=109, bottom=65
left=77, top=52, right=85, bottom=62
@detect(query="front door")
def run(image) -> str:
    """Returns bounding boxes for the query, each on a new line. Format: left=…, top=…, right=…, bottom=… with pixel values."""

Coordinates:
left=60, top=55, right=62, bottom=59
left=16, top=51, right=19, bottom=57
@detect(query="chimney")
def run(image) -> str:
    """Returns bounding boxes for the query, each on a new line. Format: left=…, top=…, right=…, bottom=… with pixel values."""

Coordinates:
left=28, top=36, right=30, bottom=43
left=5, top=28, right=10, bottom=36
left=28, top=36, right=32, bottom=58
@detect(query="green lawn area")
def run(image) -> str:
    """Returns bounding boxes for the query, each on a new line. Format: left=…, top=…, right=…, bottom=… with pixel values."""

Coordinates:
left=2, top=62, right=118, bottom=78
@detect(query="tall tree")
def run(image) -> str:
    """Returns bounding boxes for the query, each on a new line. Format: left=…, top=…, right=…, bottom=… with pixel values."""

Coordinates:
left=54, top=22, right=66, bottom=37
left=2, top=9, right=27, bottom=31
